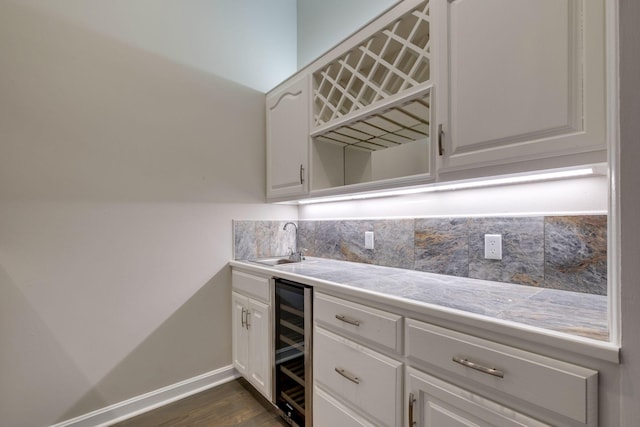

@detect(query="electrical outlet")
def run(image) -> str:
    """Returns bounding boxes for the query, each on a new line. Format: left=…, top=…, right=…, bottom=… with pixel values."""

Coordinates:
left=484, top=234, right=502, bottom=260
left=365, top=231, right=374, bottom=249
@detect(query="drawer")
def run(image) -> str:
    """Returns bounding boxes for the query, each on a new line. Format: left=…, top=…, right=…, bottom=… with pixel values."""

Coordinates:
left=314, top=292, right=402, bottom=353
left=314, top=386, right=375, bottom=427
left=314, top=326, right=402, bottom=427
left=406, top=319, right=598, bottom=426
left=232, top=270, right=270, bottom=303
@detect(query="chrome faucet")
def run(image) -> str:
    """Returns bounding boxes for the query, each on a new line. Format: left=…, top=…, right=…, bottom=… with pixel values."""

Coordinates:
left=283, top=222, right=305, bottom=262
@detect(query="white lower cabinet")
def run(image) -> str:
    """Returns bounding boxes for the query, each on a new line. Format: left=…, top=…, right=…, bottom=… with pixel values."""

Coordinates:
left=231, top=270, right=272, bottom=401
left=406, top=367, right=551, bottom=427
left=228, top=279, right=602, bottom=427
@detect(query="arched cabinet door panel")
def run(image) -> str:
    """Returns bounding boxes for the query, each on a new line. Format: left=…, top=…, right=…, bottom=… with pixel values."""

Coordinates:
left=266, top=74, right=309, bottom=200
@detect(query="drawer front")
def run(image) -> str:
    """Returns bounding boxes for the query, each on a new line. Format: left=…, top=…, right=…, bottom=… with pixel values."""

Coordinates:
left=314, top=386, right=376, bottom=427
left=315, top=292, right=402, bottom=353
left=232, top=270, right=270, bottom=302
left=314, top=327, right=402, bottom=427
left=406, top=319, right=598, bottom=425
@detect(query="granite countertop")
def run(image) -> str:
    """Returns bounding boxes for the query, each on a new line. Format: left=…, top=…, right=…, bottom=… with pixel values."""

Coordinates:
left=231, top=257, right=609, bottom=344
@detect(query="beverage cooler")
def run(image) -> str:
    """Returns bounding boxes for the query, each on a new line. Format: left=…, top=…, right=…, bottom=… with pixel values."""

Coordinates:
left=274, top=278, right=312, bottom=427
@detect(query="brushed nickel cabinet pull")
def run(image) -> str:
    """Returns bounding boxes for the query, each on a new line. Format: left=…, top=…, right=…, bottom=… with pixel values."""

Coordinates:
left=299, top=164, right=305, bottom=184
left=438, top=124, right=444, bottom=156
left=452, top=356, right=504, bottom=378
left=335, top=314, right=361, bottom=326
left=334, top=367, right=360, bottom=384
left=408, top=392, right=416, bottom=426
left=245, top=311, right=251, bottom=329
left=241, top=308, right=246, bottom=328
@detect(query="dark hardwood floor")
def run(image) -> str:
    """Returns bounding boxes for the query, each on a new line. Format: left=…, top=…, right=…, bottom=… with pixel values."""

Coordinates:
left=111, top=378, right=289, bottom=427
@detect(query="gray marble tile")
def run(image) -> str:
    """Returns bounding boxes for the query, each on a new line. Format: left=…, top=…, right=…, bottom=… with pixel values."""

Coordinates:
left=233, top=220, right=297, bottom=258
left=468, top=217, right=545, bottom=287
left=531, top=288, right=608, bottom=312
left=270, top=258, right=350, bottom=276
left=299, top=220, right=343, bottom=260
left=275, top=221, right=298, bottom=257
left=414, top=217, right=469, bottom=276
left=372, top=219, right=415, bottom=269
left=233, top=220, right=257, bottom=260
left=544, top=216, right=607, bottom=295
left=255, top=221, right=276, bottom=257
left=311, top=260, right=402, bottom=283
left=340, top=220, right=375, bottom=264
left=236, top=214, right=608, bottom=300
left=498, top=299, right=608, bottom=341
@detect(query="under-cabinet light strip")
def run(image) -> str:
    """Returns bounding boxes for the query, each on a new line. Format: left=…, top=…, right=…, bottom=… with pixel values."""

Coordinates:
left=296, top=167, right=596, bottom=205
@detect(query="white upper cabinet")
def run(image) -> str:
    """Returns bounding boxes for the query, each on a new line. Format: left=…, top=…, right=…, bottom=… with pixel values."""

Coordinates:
left=434, top=0, right=606, bottom=177
left=264, top=0, right=608, bottom=201
left=266, top=73, right=309, bottom=200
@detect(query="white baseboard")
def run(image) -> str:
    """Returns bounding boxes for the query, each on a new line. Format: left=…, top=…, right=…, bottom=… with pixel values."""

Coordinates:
left=51, top=365, right=239, bottom=427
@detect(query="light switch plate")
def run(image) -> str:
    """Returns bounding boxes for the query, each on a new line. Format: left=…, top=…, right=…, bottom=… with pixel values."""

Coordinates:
left=365, top=231, right=374, bottom=249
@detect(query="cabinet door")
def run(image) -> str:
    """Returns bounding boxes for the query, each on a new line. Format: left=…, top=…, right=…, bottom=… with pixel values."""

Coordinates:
left=314, top=385, right=376, bottom=427
left=435, top=0, right=605, bottom=176
left=247, top=298, right=272, bottom=400
left=231, top=292, right=249, bottom=376
left=266, top=73, right=309, bottom=200
left=406, top=367, right=551, bottom=427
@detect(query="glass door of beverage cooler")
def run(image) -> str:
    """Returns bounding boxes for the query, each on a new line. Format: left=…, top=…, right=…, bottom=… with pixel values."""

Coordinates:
left=274, top=279, right=312, bottom=427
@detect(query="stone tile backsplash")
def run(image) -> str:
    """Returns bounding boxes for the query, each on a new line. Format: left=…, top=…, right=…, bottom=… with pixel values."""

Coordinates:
left=233, top=215, right=607, bottom=295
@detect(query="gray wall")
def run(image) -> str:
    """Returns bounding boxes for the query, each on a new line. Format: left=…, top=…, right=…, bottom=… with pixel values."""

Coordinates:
left=0, top=1, right=297, bottom=426
left=296, top=0, right=397, bottom=68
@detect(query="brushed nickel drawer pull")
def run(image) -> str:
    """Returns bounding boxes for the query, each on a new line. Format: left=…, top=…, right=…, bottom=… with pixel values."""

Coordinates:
left=452, top=356, right=504, bottom=378
left=335, top=314, right=361, bottom=326
left=334, top=367, right=360, bottom=384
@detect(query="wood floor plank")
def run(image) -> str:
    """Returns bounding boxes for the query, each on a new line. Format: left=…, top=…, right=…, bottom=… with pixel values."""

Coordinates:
left=111, top=378, right=289, bottom=427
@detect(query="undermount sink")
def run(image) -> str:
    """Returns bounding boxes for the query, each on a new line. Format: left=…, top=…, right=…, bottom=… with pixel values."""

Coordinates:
left=248, top=257, right=299, bottom=266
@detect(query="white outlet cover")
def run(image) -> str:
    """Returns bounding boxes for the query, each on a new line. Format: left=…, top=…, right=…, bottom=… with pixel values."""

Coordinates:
left=484, top=234, right=502, bottom=260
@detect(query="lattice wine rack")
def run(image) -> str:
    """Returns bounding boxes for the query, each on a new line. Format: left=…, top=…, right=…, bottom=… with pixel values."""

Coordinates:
left=312, top=0, right=431, bottom=130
